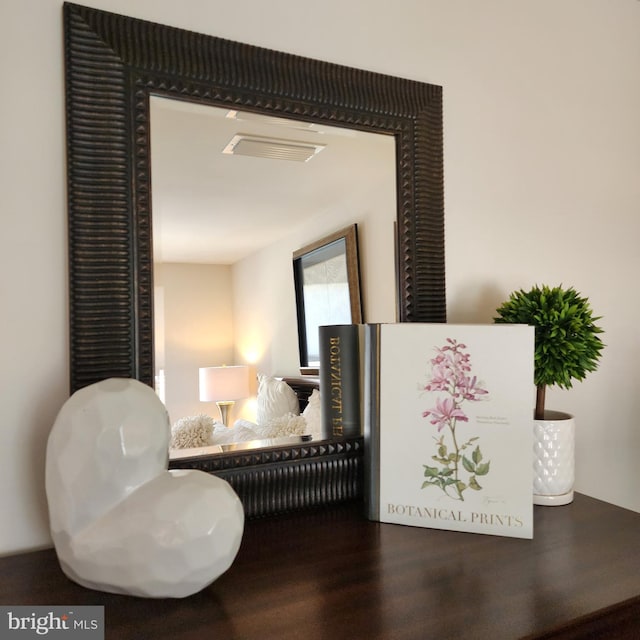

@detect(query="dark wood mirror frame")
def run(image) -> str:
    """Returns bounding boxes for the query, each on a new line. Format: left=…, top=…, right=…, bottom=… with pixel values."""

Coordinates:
left=64, top=3, right=446, bottom=518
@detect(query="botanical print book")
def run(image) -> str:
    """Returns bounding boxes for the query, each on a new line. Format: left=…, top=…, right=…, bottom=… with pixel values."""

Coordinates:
left=364, top=323, right=535, bottom=539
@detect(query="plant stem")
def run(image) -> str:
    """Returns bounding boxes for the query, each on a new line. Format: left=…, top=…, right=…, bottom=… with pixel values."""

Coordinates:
left=535, top=385, right=546, bottom=421
left=449, top=419, right=464, bottom=500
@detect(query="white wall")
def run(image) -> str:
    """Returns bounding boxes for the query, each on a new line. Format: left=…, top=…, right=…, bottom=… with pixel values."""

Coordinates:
left=156, top=150, right=396, bottom=423
left=2, top=0, right=639, bottom=555
left=233, top=181, right=397, bottom=376
left=155, top=263, right=235, bottom=424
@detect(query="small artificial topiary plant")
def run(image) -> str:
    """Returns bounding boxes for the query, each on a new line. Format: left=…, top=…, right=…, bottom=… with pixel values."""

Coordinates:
left=494, top=285, right=604, bottom=420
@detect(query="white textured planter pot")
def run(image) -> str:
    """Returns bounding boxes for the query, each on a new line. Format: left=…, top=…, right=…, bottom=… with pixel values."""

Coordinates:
left=533, top=411, right=575, bottom=506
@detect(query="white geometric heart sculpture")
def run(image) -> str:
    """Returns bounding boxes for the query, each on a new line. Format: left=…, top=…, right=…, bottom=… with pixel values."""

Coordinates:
left=45, top=378, right=244, bottom=598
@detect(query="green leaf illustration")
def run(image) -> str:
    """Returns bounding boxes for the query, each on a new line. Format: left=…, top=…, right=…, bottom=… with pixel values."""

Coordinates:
left=462, top=456, right=476, bottom=473
left=476, top=461, right=490, bottom=476
left=462, top=436, right=479, bottom=449
left=472, top=445, right=482, bottom=464
left=469, top=476, right=482, bottom=490
left=423, top=465, right=439, bottom=477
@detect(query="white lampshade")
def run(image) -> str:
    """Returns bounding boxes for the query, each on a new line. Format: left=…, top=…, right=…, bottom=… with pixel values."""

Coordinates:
left=199, top=365, right=250, bottom=402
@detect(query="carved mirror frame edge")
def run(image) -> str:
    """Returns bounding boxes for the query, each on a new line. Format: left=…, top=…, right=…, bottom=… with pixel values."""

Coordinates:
left=64, top=2, right=446, bottom=517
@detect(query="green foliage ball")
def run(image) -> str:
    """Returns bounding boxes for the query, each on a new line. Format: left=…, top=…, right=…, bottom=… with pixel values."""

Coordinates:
left=494, top=285, right=604, bottom=390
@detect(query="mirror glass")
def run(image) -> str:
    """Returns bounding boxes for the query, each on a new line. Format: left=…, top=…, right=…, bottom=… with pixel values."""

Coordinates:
left=293, top=225, right=362, bottom=370
left=150, top=97, right=396, bottom=448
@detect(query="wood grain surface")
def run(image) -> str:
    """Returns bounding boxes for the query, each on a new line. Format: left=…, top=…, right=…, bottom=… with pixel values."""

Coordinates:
left=1, top=494, right=639, bottom=639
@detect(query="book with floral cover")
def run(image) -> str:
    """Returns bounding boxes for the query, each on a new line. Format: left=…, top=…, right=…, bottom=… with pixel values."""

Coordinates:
left=364, top=323, right=535, bottom=539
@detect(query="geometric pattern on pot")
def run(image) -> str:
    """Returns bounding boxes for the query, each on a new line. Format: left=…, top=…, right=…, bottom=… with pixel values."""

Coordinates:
left=533, top=412, right=575, bottom=506
left=45, top=378, right=244, bottom=598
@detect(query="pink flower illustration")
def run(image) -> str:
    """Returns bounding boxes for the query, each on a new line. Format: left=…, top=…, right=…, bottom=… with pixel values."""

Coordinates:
left=459, top=375, right=489, bottom=402
left=423, top=397, right=468, bottom=431
left=421, top=338, right=490, bottom=501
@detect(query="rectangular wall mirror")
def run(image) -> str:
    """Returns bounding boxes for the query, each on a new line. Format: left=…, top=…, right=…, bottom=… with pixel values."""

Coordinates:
left=293, top=225, right=362, bottom=373
left=63, top=3, right=446, bottom=518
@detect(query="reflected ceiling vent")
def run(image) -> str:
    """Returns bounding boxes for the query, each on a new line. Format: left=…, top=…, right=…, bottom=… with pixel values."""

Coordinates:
left=226, top=110, right=314, bottom=130
left=222, top=134, right=326, bottom=162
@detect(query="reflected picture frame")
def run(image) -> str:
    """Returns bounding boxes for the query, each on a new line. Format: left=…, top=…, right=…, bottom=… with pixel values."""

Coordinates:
left=293, top=225, right=363, bottom=374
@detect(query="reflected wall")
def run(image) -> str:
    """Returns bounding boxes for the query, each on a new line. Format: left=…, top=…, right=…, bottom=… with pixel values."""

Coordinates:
left=155, top=198, right=397, bottom=428
left=151, top=101, right=398, bottom=428
left=155, top=262, right=234, bottom=423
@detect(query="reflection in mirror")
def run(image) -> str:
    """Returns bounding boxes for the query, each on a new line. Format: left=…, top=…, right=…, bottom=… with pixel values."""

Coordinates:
left=64, top=3, right=445, bottom=517
left=293, top=225, right=362, bottom=371
left=150, top=97, right=396, bottom=455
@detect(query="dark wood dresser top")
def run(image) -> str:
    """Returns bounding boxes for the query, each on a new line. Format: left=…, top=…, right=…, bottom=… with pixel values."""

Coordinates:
left=1, top=493, right=639, bottom=639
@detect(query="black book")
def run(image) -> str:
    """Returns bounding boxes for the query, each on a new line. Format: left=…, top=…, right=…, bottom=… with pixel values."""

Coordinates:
left=319, top=324, right=362, bottom=438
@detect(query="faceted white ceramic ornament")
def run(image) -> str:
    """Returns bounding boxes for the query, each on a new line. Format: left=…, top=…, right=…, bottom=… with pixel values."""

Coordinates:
left=533, top=411, right=575, bottom=506
left=45, top=378, right=244, bottom=598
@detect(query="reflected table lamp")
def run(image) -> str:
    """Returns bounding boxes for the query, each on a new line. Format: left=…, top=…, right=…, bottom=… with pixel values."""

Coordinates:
left=199, top=365, right=250, bottom=427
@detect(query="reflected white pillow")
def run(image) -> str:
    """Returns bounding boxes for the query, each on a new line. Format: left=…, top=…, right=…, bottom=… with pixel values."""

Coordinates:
left=302, top=388, right=322, bottom=440
left=254, top=413, right=308, bottom=439
left=256, top=374, right=300, bottom=425
left=211, top=421, right=260, bottom=444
